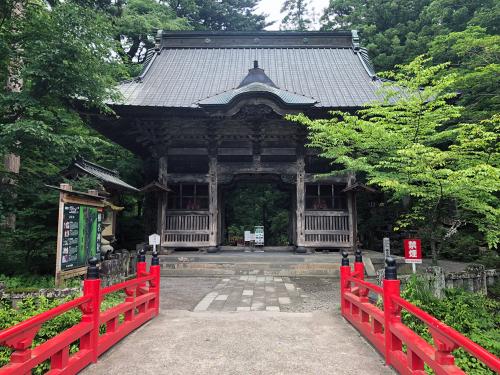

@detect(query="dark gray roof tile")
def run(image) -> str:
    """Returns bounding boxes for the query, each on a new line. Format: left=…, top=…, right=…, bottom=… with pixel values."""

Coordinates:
left=116, top=36, right=382, bottom=109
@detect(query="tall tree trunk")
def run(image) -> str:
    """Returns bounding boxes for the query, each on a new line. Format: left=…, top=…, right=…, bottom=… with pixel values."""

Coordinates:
left=2, top=1, right=24, bottom=230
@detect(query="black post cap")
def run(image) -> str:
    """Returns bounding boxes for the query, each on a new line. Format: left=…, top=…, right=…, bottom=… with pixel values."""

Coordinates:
left=151, top=250, right=159, bottom=266
left=87, top=257, right=99, bottom=279
left=341, top=251, right=349, bottom=266
left=385, top=257, right=397, bottom=280
left=137, top=248, right=146, bottom=263
left=355, top=249, right=362, bottom=263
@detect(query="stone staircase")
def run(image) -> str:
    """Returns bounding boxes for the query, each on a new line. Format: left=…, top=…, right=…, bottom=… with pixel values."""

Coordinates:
left=157, top=251, right=376, bottom=277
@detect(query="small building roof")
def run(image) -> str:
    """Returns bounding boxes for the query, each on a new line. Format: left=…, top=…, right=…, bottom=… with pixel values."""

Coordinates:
left=115, top=31, right=381, bottom=110
left=62, top=158, right=139, bottom=192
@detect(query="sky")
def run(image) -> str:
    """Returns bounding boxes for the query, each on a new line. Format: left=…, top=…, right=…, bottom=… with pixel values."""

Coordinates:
left=256, top=0, right=331, bottom=30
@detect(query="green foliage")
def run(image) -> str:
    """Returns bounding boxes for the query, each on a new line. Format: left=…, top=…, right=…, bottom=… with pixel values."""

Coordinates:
left=224, top=183, right=291, bottom=246
left=0, top=290, right=126, bottom=373
left=0, top=0, right=145, bottom=274
left=280, top=0, right=312, bottom=31
left=289, top=57, right=500, bottom=262
left=320, top=0, right=499, bottom=123
left=320, top=0, right=498, bottom=71
left=428, top=26, right=500, bottom=120
left=401, top=275, right=500, bottom=374
left=167, top=0, right=270, bottom=31
left=0, top=274, right=56, bottom=289
left=116, top=0, right=190, bottom=64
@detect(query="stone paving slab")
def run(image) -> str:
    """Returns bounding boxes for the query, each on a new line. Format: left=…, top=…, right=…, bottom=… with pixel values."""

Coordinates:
left=82, top=310, right=394, bottom=375
left=193, top=276, right=302, bottom=312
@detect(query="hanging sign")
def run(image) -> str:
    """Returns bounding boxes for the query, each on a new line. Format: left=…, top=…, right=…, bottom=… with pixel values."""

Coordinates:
left=404, top=239, right=422, bottom=264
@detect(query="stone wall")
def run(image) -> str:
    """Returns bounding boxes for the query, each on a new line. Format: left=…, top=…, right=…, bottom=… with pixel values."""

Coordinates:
left=99, top=250, right=136, bottom=287
left=0, top=285, right=81, bottom=308
left=376, top=264, right=498, bottom=298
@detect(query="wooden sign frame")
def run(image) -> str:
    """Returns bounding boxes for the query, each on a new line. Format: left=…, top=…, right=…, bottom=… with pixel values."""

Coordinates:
left=53, top=183, right=105, bottom=287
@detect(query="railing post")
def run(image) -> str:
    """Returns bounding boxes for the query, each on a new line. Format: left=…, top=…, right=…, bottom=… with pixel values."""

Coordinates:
left=137, top=248, right=147, bottom=294
left=340, top=251, right=351, bottom=316
left=81, top=257, right=101, bottom=363
left=383, top=257, right=401, bottom=366
left=150, top=251, right=161, bottom=316
left=354, top=249, right=364, bottom=281
left=354, top=249, right=369, bottom=302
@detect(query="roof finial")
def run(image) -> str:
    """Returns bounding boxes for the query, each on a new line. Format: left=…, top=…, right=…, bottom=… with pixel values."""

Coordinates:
left=254, top=60, right=259, bottom=69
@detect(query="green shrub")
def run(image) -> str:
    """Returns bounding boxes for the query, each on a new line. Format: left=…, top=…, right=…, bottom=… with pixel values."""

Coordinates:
left=0, top=289, right=127, bottom=373
left=401, top=275, right=500, bottom=374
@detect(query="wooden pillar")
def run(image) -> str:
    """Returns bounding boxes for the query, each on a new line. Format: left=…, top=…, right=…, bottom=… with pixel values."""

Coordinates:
left=157, top=156, right=167, bottom=245
left=296, top=154, right=306, bottom=252
left=347, top=172, right=356, bottom=252
left=208, top=156, right=218, bottom=251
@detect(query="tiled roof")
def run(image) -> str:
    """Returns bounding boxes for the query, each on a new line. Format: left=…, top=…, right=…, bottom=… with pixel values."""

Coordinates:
left=68, top=159, right=139, bottom=192
left=198, top=82, right=317, bottom=107
left=116, top=32, right=382, bottom=109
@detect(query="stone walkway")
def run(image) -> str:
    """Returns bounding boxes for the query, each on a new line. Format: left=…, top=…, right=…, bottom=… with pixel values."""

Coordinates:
left=193, top=276, right=302, bottom=312
left=82, top=277, right=394, bottom=375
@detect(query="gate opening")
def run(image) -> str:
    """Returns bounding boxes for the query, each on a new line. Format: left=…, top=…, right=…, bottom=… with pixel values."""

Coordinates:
left=222, top=181, right=293, bottom=246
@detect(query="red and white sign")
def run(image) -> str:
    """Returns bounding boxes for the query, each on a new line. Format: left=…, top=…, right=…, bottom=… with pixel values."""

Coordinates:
left=404, top=239, right=422, bottom=264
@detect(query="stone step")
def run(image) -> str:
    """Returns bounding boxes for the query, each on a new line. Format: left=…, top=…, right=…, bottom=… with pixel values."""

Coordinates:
left=158, top=252, right=342, bottom=277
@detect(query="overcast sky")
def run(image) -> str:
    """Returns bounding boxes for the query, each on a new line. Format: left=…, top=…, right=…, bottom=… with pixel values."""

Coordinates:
left=256, top=0, right=331, bottom=30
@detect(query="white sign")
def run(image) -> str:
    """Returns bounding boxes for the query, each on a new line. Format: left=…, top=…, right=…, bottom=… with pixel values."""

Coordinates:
left=149, top=233, right=161, bottom=255
left=244, top=231, right=255, bottom=242
left=383, top=237, right=390, bottom=259
left=254, top=226, right=264, bottom=246
left=149, top=233, right=161, bottom=246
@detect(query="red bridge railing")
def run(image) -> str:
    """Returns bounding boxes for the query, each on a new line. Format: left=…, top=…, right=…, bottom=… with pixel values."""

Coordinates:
left=340, top=251, right=500, bottom=375
left=0, top=249, right=160, bottom=375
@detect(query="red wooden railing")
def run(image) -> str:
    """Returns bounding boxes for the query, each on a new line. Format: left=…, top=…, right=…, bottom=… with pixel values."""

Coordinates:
left=340, top=251, right=500, bottom=374
left=0, top=250, right=161, bottom=375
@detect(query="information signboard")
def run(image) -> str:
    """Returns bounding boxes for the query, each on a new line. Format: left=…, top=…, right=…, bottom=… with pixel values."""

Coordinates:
left=54, top=183, right=105, bottom=286
left=254, top=226, right=264, bottom=246
left=61, top=204, right=102, bottom=270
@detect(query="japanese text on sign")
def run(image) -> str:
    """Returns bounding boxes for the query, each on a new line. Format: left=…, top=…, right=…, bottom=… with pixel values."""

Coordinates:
left=404, top=239, right=422, bottom=264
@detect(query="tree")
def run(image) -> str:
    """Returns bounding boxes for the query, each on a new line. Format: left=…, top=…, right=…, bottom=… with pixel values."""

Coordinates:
left=428, top=26, right=500, bottom=121
left=116, top=0, right=190, bottom=65
left=320, top=0, right=498, bottom=71
left=0, top=1, right=127, bottom=273
left=288, top=56, right=499, bottom=263
left=280, top=0, right=312, bottom=31
left=167, top=0, right=269, bottom=31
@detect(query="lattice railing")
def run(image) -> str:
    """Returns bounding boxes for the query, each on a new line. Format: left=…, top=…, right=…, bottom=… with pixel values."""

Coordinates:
left=0, top=251, right=160, bottom=374
left=340, top=252, right=500, bottom=374
left=304, top=211, right=351, bottom=246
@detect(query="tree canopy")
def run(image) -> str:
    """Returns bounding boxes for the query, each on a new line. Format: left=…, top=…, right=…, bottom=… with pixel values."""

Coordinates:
left=280, top=0, right=312, bottom=31
left=289, top=57, right=499, bottom=261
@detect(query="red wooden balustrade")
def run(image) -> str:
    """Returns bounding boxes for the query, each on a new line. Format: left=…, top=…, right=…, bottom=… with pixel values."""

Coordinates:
left=0, top=251, right=161, bottom=375
left=340, top=251, right=500, bottom=375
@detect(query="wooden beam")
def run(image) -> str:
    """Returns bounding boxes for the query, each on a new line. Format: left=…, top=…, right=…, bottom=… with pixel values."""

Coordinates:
left=167, top=148, right=208, bottom=155
left=166, top=174, right=209, bottom=183
left=261, top=147, right=296, bottom=156
left=217, top=147, right=253, bottom=156
left=304, top=174, right=349, bottom=183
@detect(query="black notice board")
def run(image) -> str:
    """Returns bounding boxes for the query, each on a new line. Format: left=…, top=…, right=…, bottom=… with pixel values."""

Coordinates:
left=60, top=203, right=102, bottom=270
